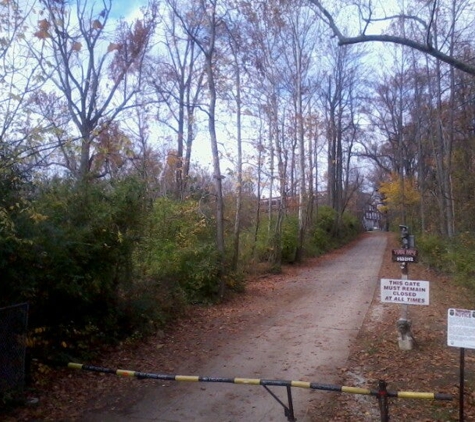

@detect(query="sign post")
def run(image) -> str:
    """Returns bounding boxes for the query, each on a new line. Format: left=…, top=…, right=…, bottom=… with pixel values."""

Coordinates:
left=391, top=225, right=418, bottom=350
left=447, top=308, right=475, bottom=421
left=380, top=278, right=430, bottom=351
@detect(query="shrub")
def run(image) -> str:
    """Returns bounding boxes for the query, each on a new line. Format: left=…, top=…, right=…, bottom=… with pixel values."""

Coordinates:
left=281, top=214, right=299, bottom=263
left=316, top=206, right=337, bottom=234
left=1, top=176, right=150, bottom=359
left=418, top=233, right=447, bottom=270
left=310, top=207, right=361, bottom=256
left=311, top=206, right=339, bottom=254
left=134, top=198, right=220, bottom=304
left=446, top=233, right=475, bottom=287
left=419, top=232, right=475, bottom=290
left=340, top=212, right=361, bottom=241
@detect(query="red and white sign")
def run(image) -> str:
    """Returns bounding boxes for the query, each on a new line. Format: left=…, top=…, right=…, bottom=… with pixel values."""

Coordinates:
left=392, top=248, right=418, bottom=263
left=380, top=278, right=430, bottom=306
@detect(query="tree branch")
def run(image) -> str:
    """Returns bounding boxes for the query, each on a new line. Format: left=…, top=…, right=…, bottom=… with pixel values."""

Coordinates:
left=307, top=0, right=475, bottom=76
left=338, top=34, right=475, bottom=75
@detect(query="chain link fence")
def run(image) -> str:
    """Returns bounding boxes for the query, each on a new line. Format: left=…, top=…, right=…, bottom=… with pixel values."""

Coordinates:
left=0, top=303, right=29, bottom=394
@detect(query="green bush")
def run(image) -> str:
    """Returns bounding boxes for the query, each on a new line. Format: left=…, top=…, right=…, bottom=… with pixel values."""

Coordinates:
left=0, top=163, right=36, bottom=307
left=418, top=233, right=448, bottom=270
left=281, top=214, right=299, bottom=263
left=312, top=206, right=338, bottom=254
left=419, top=232, right=475, bottom=289
left=134, top=198, right=220, bottom=304
left=446, top=233, right=475, bottom=287
left=0, top=167, right=366, bottom=362
left=316, top=206, right=337, bottom=234
left=241, top=206, right=362, bottom=267
left=239, top=213, right=277, bottom=264
left=1, top=176, right=217, bottom=359
left=310, top=207, right=361, bottom=255
left=1, top=176, right=150, bottom=359
left=118, top=278, right=187, bottom=338
left=340, top=212, right=361, bottom=241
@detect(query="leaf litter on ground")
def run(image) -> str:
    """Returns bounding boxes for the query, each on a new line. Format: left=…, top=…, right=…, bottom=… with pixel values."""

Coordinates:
left=6, top=233, right=475, bottom=421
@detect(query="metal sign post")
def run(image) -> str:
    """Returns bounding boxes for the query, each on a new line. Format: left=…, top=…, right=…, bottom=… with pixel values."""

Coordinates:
left=447, top=308, right=475, bottom=421
left=397, top=226, right=415, bottom=350
left=460, top=347, right=465, bottom=422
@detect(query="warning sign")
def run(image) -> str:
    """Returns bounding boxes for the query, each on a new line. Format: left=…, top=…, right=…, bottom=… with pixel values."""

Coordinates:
left=380, top=278, right=430, bottom=305
left=447, top=308, right=475, bottom=349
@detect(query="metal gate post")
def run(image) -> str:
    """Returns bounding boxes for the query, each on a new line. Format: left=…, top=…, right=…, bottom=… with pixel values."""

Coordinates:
left=285, top=385, right=296, bottom=422
left=261, top=385, right=296, bottom=422
left=377, top=380, right=390, bottom=422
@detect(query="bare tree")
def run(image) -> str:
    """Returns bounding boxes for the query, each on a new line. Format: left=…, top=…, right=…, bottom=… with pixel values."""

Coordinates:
left=248, top=1, right=290, bottom=267
left=149, top=0, right=206, bottom=199
left=123, top=94, right=164, bottom=207
left=321, top=42, right=364, bottom=230
left=296, top=6, right=321, bottom=261
left=278, top=2, right=320, bottom=262
left=172, top=0, right=227, bottom=296
left=0, top=0, right=46, bottom=173
left=30, top=0, right=157, bottom=180
left=221, top=14, right=246, bottom=271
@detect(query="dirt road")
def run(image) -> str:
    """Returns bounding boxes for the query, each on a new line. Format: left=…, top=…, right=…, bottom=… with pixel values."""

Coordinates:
left=82, top=232, right=387, bottom=422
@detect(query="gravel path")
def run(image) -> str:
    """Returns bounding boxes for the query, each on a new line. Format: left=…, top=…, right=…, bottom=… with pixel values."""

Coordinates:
left=82, top=233, right=387, bottom=422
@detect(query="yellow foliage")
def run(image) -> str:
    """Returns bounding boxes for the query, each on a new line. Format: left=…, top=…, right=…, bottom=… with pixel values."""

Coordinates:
left=37, top=363, right=51, bottom=374
left=379, top=173, right=420, bottom=211
left=30, top=211, right=48, bottom=223
left=27, top=327, right=49, bottom=348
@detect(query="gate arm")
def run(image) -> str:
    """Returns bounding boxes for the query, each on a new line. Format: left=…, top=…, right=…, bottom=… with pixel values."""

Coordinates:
left=67, top=364, right=453, bottom=404
left=388, top=391, right=453, bottom=400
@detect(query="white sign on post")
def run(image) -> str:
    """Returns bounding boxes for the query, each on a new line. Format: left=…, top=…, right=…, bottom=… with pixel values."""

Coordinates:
left=447, top=308, right=475, bottom=349
left=380, top=278, right=430, bottom=305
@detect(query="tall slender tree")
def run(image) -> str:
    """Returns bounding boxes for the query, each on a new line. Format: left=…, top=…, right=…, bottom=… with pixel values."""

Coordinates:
left=322, top=42, right=363, bottom=230
left=150, top=0, right=206, bottom=198
left=172, top=0, right=227, bottom=296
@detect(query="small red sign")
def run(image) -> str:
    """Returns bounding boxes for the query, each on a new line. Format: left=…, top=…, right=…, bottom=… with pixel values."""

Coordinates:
left=392, top=249, right=418, bottom=263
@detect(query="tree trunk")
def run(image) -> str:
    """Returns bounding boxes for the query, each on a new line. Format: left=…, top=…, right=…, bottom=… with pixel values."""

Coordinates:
left=231, top=44, right=243, bottom=272
left=201, top=1, right=226, bottom=298
left=295, top=44, right=306, bottom=263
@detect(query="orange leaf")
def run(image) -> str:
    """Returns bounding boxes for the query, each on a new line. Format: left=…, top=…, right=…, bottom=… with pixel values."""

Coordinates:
left=71, top=41, right=82, bottom=51
left=34, top=29, right=49, bottom=39
left=92, top=19, right=103, bottom=30
left=38, top=18, right=50, bottom=31
left=107, top=42, right=121, bottom=52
